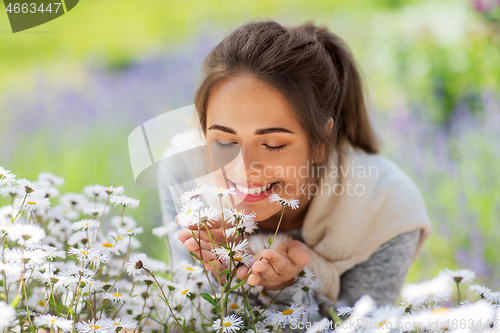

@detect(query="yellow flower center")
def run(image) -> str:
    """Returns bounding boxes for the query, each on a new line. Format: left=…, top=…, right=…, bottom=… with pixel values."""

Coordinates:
left=126, top=229, right=133, bottom=232
left=230, top=303, right=239, bottom=310
left=113, top=323, right=120, bottom=326
left=185, top=267, right=194, bottom=271
left=182, top=289, right=189, bottom=295
left=27, top=201, right=36, bottom=205
left=223, top=322, right=232, bottom=327
left=282, top=309, right=294, bottom=316
left=90, top=325, right=100, bottom=329
left=102, top=243, right=113, bottom=247
left=82, top=251, right=89, bottom=255
left=233, top=257, right=242, bottom=261
left=186, top=209, right=192, bottom=215
left=113, top=293, right=122, bottom=297
left=433, top=307, right=448, bottom=313
left=118, top=236, right=123, bottom=240
left=51, top=319, right=55, bottom=323
left=377, top=320, right=386, bottom=328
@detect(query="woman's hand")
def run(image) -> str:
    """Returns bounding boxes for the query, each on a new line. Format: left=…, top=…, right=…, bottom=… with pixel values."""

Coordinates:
left=176, top=214, right=242, bottom=273
left=236, top=239, right=310, bottom=290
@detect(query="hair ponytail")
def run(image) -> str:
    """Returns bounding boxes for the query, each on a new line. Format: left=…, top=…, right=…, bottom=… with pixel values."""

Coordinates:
left=195, top=19, right=380, bottom=182
left=300, top=22, right=380, bottom=155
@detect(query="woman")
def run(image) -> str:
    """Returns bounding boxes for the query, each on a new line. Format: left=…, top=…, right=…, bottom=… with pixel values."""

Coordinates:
left=158, top=19, right=432, bottom=315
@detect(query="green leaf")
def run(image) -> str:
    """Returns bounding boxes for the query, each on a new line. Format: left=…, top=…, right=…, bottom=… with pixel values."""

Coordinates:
left=230, top=277, right=248, bottom=292
left=218, top=269, right=230, bottom=278
left=268, top=236, right=273, bottom=247
left=189, top=251, right=200, bottom=260
left=200, top=293, right=221, bottom=311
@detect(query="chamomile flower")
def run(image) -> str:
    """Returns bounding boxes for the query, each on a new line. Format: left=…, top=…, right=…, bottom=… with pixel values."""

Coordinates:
left=118, top=227, right=143, bottom=236
left=82, top=204, right=109, bottom=217
left=218, top=250, right=254, bottom=268
left=206, top=186, right=236, bottom=198
left=103, top=289, right=132, bottom=303
left=336, top=306, right=353, bottom=317
left=0, top=301, right=16, bottom=330
left=99, top=318, right=137, bottom=330
left=72, top=219, right=101, bottom=231
left=126, top=253, right=150, bottom=277
left=36, top=185, right=60, bottom=199
left=191, top=207, right=220, bottom=227
left=31, top=244, right=66, bottom=260
left=438, top=268, right=476, bottom=284
left=173, top=281, right=198, bottom=304
left=469, top=284, right=500, bottom=303
left=75, top=319, right=109, bottom=333
left=34, top=314, right=73, bottom=332
left=102, top=185, right=124, bottom=196
left=401, top=274, right=452, bottom=306
left=176, top=260, right=203, bottom=276
left=212, top=314, right=244, bottom=333
left=4, top=248, right=47, bottom=267
left=69, top=247, right=101, bottom=263
left=269, top=194, right=299, bottom=209
left=0, top=185, right=18, bottom=198
left=59, top=193, right=89, bottom=210
left=6, top=223, right=46, bottom=246
left=213, top=239, right=250, bottom=264
left=37, top=172, right=64, bottom=187
left=176, top=201, right=202, bottom=228
left=110, top=215, right=137, bottom=229
left=14, top=192, right=51, bottom=214
left=0, top=167, right=16, bottom=186
left=95, top=240, right=124, bottom=255
left=0, top=262, right=23, bottom=279
left=83, top=184, right=106, bottom=200
left=180, top=186, right=207, bottom=204
left=224, top=208, right=258, bottom=233
left=265, top=303, right=306, bottom=328
left=17, top=178, right=40, bottom=194
left=152, top=221, right=177, bottom=237
left=109, top=195, right=140, bottom=209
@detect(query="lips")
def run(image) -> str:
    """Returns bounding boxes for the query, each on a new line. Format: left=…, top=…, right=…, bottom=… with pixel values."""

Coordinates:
left=228, top=179, right=279, bottom=202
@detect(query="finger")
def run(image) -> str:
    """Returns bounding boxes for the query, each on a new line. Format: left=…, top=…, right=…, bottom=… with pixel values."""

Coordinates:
left=247, top=271, right=261, bottom=286
left=178, top=229, right=212, bottom=244
left=288, top=243, right=310, bottom=267
left=252, top=260, right=277, bottom=282
left=203, top=257, right=227, bottom=273
left=236, top=265, right=249, bottom=280
left=260, top=249, right=289, bottom=273
left=184, top=237, right=212, bottom=252
left=191, top=249, right=216, bottom=262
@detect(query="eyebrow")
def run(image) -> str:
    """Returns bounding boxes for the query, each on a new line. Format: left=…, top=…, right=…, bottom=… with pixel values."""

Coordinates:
left=208, top=124, right=294, bottom=135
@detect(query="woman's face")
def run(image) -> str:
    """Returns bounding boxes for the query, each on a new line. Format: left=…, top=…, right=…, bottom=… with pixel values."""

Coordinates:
left=205, top=75, right=313, bottom=222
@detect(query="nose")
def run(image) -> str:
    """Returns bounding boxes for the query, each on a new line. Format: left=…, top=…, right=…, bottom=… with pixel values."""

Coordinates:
left=231, top=145, right=262, bottom=180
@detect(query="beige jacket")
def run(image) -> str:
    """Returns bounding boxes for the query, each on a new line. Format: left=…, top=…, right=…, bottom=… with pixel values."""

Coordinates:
left=166, top=129, right=433, bottom=302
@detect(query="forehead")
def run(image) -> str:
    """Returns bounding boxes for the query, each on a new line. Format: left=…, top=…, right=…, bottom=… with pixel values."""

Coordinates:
left=206, top=75, right=301, bottom=130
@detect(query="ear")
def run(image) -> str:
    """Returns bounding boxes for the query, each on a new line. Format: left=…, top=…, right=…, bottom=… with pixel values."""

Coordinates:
left=316, top=117, right=334, bottom=163
left=325, top=117, right=334, bottom=135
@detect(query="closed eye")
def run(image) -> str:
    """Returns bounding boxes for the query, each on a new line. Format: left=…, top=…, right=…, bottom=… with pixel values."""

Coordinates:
left=264, top=144, right=286, bottom=152
left=215, top=142, right=237, bottom=149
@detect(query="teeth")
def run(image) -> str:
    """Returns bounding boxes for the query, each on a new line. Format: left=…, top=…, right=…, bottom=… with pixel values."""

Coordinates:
left=235, top=182, right=273, bottom=195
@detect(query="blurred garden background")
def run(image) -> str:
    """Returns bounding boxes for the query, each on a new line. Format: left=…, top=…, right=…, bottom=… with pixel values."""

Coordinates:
left=1, top=0, right=499, bottom=301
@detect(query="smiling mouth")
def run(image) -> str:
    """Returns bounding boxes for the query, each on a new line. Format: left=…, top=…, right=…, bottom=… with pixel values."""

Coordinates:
left=228, top=179, right=279, bottom=195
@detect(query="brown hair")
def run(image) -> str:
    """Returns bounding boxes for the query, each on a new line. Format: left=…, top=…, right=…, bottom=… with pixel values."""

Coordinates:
left=194, top=19, right=380, bottom=182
